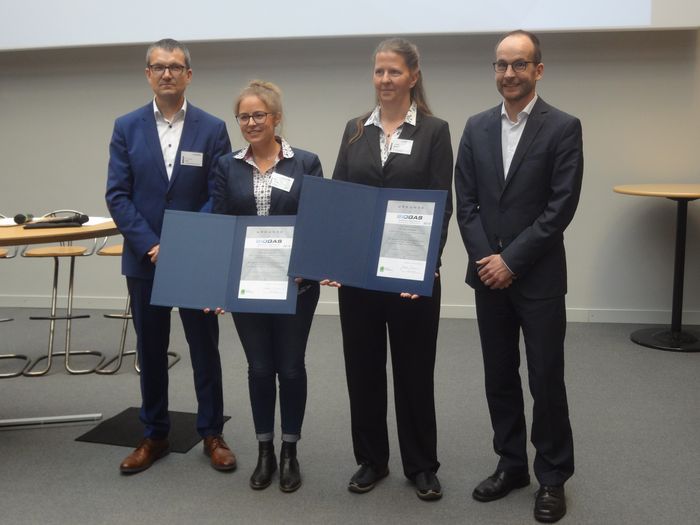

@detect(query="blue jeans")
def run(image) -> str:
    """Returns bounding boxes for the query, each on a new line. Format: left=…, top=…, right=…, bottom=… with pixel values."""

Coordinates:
left=232, top=282, right=319, bottom=441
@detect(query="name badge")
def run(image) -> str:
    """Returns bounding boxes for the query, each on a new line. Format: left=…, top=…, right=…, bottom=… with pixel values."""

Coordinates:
left=270, top=172, right=294, bottom=192
left=389, top=138, right=413, bottom=155
left=180, top=151, right=203, bottom=167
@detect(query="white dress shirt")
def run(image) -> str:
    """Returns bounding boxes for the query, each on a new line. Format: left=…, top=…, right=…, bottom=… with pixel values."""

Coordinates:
left=501, top=94, right=538, bottom=178
left=153, top=98, right=187, bottom=179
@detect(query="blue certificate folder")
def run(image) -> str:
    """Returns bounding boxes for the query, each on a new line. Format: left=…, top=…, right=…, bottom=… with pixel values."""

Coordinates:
left=151, top=211, right=297, bottom=314
left=288, top=176, right=447, bottom=297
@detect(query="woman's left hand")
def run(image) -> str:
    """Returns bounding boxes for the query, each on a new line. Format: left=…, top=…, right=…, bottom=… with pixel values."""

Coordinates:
left=203, top=307, right=226, bottom=315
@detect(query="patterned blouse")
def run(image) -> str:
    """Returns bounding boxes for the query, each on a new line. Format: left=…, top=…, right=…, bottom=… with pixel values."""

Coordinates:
left=233, top=137, right=295, bottom=216
left=364, top=102, right=417, bottom=166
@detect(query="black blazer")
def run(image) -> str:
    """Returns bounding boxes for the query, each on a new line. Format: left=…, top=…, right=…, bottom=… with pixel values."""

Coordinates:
left=212, top=146, right=323, bottom=216
left=455, top=97, right=584, bottom=299
left=332, top=112, right=453, bottom=264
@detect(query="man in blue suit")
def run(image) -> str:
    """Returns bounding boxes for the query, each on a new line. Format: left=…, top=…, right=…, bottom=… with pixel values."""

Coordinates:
left=106, top=38, right=235, bottom=474
left=455, top=31, right=583, bottom=523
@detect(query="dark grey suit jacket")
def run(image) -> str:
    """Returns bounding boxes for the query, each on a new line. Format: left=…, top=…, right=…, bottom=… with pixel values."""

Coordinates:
left=455, top=97, right=583, bottom=299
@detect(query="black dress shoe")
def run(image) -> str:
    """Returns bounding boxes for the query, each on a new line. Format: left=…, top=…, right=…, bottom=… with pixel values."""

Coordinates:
left=472, top=470, right=530, bottom=502
left=279, top=441, right=301, bottom=492
left=414, top=471, right=442, bottom=501
left=534, top=485, right=566, bottom=523
left=250, top=441, right=276, bottom=490
left=348, top=464, right=389, bottom=493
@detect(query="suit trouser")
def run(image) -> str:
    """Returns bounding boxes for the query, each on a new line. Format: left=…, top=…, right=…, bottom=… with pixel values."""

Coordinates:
left=232, top=283, right=319, bottom=441
left=338, top=279, right=441, bottom=479
left=127, top=277, right=224, bottom=439
left=474, top=287, right=574, bottom=487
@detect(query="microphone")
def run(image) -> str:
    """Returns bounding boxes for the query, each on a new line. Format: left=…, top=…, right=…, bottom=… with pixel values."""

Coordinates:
left=14, top=213, right=34, bottom=224
left=39, top=213, right=90, bottom=225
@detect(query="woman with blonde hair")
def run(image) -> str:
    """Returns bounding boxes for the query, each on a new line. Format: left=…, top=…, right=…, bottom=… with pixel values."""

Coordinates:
left=211, top=80, right=323, bottom=492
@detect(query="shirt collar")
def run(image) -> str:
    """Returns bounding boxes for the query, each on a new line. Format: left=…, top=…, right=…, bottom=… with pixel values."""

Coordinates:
left=234, top=136, right=294, bottom=160
left=365, top=101, right=418, bottom=128
left=500, top=94, right=538, bottom=124
left=153, top=98, right=187, bottom=123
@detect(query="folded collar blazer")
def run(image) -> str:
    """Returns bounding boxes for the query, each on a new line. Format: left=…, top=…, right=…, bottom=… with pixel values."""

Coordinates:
left=332, top=111, right=453, bottom=264
left=106, top=102, right=231, bottom=279
left=211, top=146, right=323, bottom=217
left=455, top=97, right=584, bottom=298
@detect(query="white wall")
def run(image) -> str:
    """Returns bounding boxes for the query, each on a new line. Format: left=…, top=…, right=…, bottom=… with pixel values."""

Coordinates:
left=1, top=30, right=699, bottom=322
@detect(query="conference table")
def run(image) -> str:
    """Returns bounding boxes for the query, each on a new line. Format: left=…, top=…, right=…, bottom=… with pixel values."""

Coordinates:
left=613, top=184, right=700, bottom=352
left=0, top=218, right=120, bottom=429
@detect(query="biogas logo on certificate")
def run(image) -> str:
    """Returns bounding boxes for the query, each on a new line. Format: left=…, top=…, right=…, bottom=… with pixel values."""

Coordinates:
left=246, top=236, right=293, bottom=249
left=386, top=212, right=433, bottom=227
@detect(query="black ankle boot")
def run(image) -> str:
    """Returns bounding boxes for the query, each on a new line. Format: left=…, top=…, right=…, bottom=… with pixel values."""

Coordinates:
left=250, top=441, right=276, bottom=490
left=279, top=441, right=301, bottom=492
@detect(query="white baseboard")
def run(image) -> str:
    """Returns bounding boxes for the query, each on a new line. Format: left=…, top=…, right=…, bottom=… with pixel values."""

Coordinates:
left=1, top=294, right=697, bottom=325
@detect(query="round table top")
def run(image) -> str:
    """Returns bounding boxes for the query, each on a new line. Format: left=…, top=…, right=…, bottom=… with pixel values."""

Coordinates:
left=613, top=184, right=700, bottom=199
left=0, top=219, right=119, bottom=247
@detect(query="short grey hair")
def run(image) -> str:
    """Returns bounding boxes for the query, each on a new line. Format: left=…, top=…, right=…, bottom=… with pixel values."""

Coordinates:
left=145, top=38, right=191, bottom=69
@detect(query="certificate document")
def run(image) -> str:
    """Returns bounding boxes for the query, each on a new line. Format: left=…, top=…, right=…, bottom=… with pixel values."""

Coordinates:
left=239, top=226, right=294, bottom=300
left=377, top=200, right=435, bottom=281
left=288, top=176, right=447, bottom=297
left=152, top=211, right=297, bottom=314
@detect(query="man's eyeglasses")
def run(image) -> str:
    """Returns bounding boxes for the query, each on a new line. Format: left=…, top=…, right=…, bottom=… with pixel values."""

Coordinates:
left=148, top=63, right=187, bottom=76
left=492, top=60, right=536, bottom=73
left=236, top=112, right=272, bottom=125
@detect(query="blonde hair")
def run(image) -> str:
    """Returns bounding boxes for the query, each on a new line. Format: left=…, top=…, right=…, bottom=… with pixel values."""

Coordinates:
left=235, top=80, right=283, bottom=116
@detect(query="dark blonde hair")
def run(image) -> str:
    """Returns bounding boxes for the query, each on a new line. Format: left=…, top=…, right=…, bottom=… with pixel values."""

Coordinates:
left=349, top=38, right=431, bottom=144
left=235, top=80, right=283, bottom=118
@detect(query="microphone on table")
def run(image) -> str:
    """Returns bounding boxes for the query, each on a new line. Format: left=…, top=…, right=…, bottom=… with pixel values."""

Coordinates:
left=13, top=213, right=34, bottom=224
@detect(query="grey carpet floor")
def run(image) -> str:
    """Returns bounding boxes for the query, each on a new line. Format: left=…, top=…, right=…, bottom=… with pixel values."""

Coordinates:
left=1, top=307, right=699, bottom=524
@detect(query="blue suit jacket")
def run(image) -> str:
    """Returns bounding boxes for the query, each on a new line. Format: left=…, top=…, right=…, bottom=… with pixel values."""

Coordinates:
left=455, top=97, right=584, bottom=299
left=211, top=146, right=323, bottom=216
left=106, top=102, right=231, bottom=279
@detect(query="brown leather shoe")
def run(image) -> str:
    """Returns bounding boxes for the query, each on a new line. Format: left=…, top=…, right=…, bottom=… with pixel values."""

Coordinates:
left=119, top=438, right=170, bottom=474
left=203, top=435, right=237, bottom=471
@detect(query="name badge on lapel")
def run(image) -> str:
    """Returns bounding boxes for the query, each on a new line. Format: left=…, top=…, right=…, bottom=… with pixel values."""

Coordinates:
left=181, top=151, right=203, bottom=167
left=270, top=172, right=294, bottom=192
left=389, top=138, right=413, bottom=155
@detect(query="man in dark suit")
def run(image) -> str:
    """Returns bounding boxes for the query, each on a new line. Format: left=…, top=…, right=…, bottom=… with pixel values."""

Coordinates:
left=106, top=38, right=235, bottom=474
left=455, top=30, right=583, bottom=523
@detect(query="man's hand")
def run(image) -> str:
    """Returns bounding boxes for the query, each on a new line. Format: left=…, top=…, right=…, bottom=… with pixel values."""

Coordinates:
left=476, top=254, right=513, bottom=289
left=148, top=244, right=160, bottom=264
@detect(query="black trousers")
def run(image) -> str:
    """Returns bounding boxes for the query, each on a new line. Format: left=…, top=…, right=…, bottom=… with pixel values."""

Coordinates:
left=338, top=279, right=441, bottom=479
left=475, top=287, right=574, bottom=487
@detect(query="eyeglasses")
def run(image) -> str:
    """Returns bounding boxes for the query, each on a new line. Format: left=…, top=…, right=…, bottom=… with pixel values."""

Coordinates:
left=492, top=60, right=536, bottom=73
left=148, top=63, right=187, bottom=76
left=236, top=112, right=272, bottom=125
